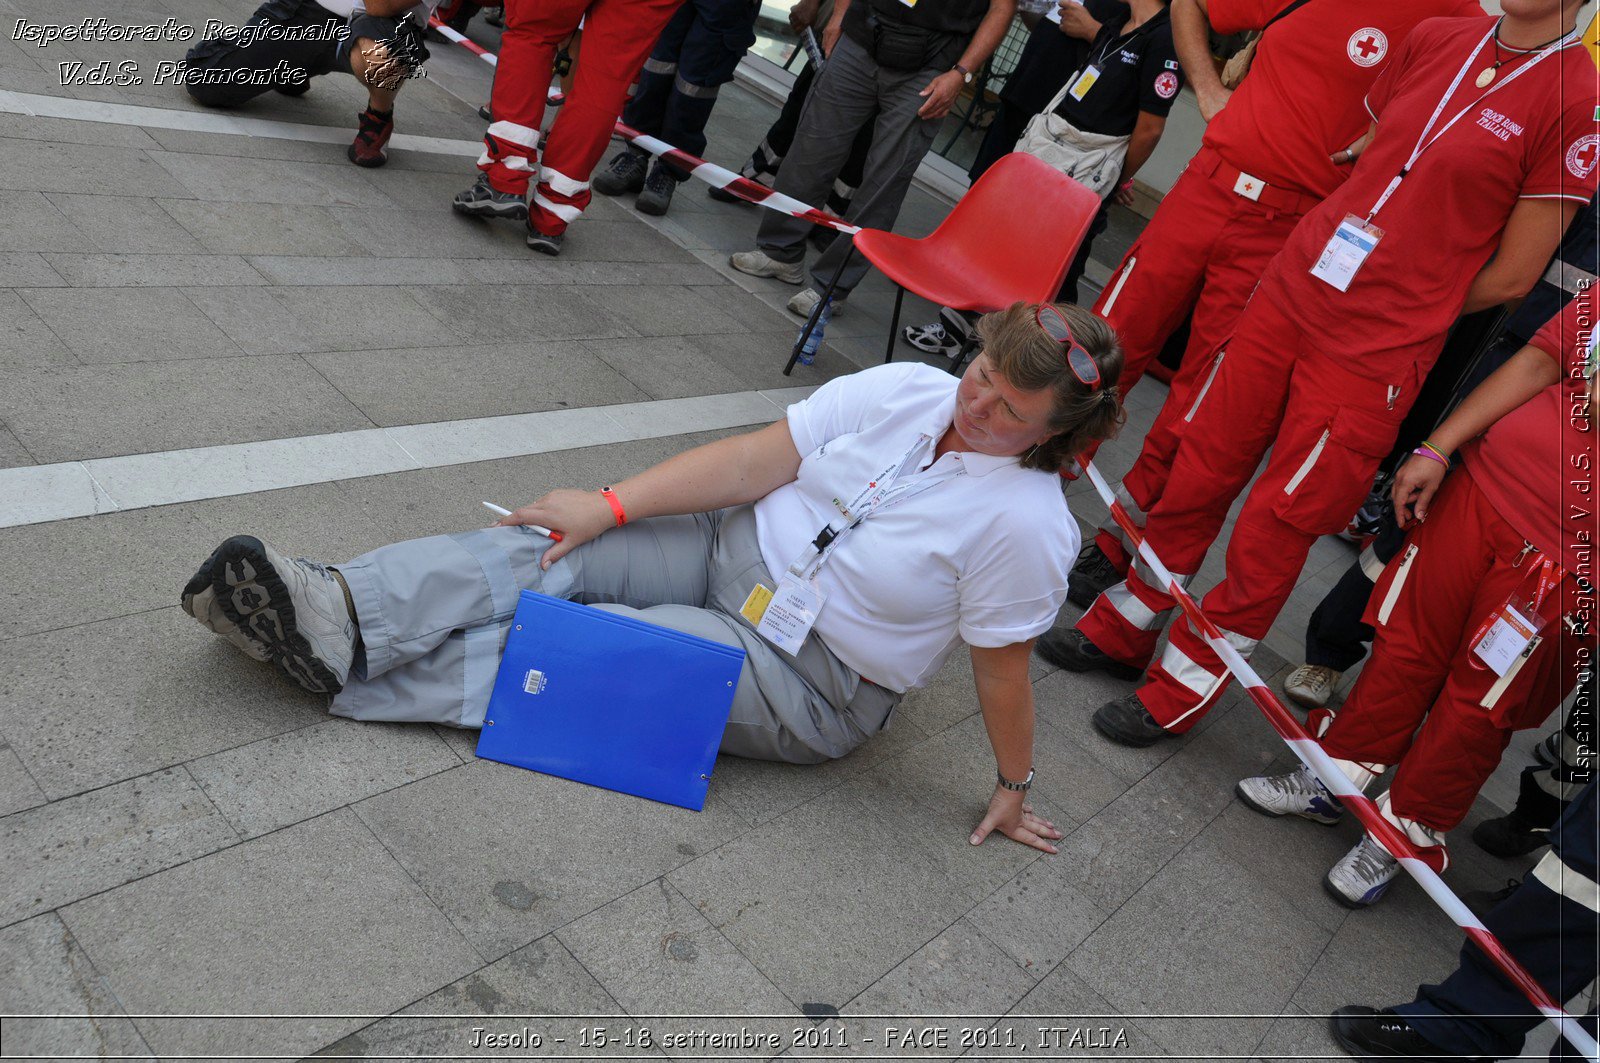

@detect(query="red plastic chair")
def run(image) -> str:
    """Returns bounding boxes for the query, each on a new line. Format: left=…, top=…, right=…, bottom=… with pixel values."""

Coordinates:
left=784, top=152, right=1103, bottom=375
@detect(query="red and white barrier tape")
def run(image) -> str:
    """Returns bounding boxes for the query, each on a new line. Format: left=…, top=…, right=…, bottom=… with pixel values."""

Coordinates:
left=1078, top=457, right=1597, bottom=1061
left=425, top=25, right=856, bottom=234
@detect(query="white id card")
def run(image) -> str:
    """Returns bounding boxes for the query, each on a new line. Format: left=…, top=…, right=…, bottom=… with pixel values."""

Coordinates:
left=755, top=573, right=826, bottom=656
left=1473, top=603, right=1541, bottom=676
left=1309, top=214, right=1384, bottom=292
left=1068, top=65, right=1100, bottom=100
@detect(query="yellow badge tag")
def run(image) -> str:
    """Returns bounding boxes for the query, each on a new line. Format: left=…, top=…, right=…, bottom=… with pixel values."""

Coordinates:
left=740, top=582, right=775, bottom=625
left=1068, top=65, right=1100, bottom=101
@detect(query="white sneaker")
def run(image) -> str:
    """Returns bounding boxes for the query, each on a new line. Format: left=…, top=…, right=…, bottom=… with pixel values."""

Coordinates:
left=206, top=535, right=356, bottom=694
left=1283, top=664, right=1341, bottom=709
left=1235, top=763, right=1344, bottom=825
left=786, top=287, right=845, bottom=318
left=729, top=249, right=804, bottom=284
left=1326, top=833, right=1400, bottom=907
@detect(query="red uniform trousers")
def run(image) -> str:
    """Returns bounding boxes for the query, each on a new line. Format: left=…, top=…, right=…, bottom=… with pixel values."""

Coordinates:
left=1077, top=285, right=1436, bottom=731
left=1319, top=468, right=1589, bottom=853
left=1089, top=147, right=1312, bottom=571
left=481, top=0, right=682, bottom=236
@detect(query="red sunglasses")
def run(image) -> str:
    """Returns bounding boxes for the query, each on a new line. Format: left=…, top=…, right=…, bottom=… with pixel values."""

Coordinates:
left=1036, top=305, right=1101, bottom=390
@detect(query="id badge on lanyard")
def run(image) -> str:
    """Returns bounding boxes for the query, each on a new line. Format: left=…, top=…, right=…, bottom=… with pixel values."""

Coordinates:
left=1309, top=216, right=1385, bottom=292
left=1472, top=556, right=1560, bottom=677
left=1068, top=65, right=1101, bottom=100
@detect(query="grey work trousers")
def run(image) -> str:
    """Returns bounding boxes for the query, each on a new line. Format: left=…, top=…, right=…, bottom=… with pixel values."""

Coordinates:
left=331, top=505, right=899, bottom=764
left=756, top=35, right=944, bottom=296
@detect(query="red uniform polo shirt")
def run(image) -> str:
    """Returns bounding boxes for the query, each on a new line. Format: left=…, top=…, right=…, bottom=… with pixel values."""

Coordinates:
left=1259, top=14, right=1599, bottom=368
left=1465, top=290, right=1599, bottom=577
left=1202, top=0, right=1482, bottom=200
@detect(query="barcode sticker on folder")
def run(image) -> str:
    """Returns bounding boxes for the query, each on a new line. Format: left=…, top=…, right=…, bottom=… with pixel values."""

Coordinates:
left=523, top=668, right=547, bottom=694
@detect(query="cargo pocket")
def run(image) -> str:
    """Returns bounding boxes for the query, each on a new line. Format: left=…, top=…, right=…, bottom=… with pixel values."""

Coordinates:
left=1374, top=543, right=1418, bottom=627
left=1098, top=246, right=1139, bottom=317
left=1272, top=402, right=1397, bottom=536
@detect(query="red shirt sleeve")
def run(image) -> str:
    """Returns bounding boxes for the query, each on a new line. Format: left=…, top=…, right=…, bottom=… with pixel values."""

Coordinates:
left=1520, top=88, right=1600, bottom=202
left=1207, top=0, right=1277, bottom=37
left=1363, top=19, right=1426, bottom=121
left=1528, top=286, right=1597, bottom=378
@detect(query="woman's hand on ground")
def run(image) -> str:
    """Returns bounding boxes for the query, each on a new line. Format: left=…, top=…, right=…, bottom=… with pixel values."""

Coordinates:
left=1390, top=454, right=1447, bottom=528
left=969, top=785, right=1061, bottom=854
left=496, top=489, right=615, bottom=569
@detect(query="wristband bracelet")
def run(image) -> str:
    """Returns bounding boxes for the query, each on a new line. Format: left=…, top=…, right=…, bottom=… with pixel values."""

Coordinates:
left=1411, top=446, right=1450, bottom=468
left=1419, top=439, right=1451, bottom=463
left=600, top=486, right=627, bottom=526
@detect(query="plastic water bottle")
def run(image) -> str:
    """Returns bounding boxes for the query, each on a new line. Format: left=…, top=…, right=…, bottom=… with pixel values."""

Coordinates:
left=797, top=299, right=832, bottom=366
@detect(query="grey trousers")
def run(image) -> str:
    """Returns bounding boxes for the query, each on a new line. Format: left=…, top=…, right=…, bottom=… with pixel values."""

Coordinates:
left=330, top=505, right=899, bottom=764
left=756, top=34, right=944, bottom=296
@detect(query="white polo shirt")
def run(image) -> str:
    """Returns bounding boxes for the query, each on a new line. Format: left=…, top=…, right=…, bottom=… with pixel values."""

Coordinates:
left=753, top=362, right=1078, bottom=693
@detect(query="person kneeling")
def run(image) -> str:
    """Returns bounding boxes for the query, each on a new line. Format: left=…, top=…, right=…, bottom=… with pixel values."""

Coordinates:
left=182, top=302, right=1125, bottom=850
left=181, top=0, right=442, bottom=167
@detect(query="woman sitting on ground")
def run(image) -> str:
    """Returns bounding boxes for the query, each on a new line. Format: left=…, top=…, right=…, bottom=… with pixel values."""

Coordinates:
left=182, top=302, right=1124, bottom=852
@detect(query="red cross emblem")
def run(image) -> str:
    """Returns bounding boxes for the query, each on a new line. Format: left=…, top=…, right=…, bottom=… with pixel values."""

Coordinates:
left=1346, top=27, right=1387, bottom=67
left=1355, top=35, right=1380, bottom=58
left=1568, top=135, right=1600, bottom=179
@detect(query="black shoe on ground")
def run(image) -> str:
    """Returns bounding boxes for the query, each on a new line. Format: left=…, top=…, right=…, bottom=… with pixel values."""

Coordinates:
left=1462, top=878, right=1522, bottom=920
left=275, top=76, right=311, bottom=96
left=707, top=183, right=743, bottom=203
left=1472, top=812, right=1548, bottom=859
left=593, top=148, right=648, bottom=196
left=1329, top=1006, right=1477, bottom=1062
left=525, top=227, right=564, bottom=256
left=1092, top=693, right=1173, bottom=747
left=347, top=106, right=393, bottom=168
left=452, top=173, right=528, bottom=220
left=1068, top=540, right=1122, bottom=608
left=636, top=161, right=676, bottom=216
left=478, top=103, right=491, bottom=121
left=1035, top=627, right=1143, bottom=680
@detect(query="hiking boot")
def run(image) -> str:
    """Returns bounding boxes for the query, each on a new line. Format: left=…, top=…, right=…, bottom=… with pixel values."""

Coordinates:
left=525, top=227, right=564, bottom=256
left=1092, top=693, right=1173, bottom=747
left=347, top=106, right=393, bottom=168
left=208, top=535, right=356, bottom=694
left=788, top=287, right=845, bottom=319
left=635, top=160, right=676, bottom=216
left=275, top=75, right=311, bottom=96
left=1330, top=1007, right=1470, bottom=1061
left=1068, top=540, right=1122, bottom=608
left=1326, top=834, right=1401, bottom=907
left=1235, top=764, right=1344, bottom=825
left=707, top=183, right=743, bottom=203
left=902, top=321, right=960, bottom=355
left=453, top=173, right=528, bottom=220
left=592, top=148, right=648, bottom=196
left=1283, top=664, right=1342, bottom=709
left=183, top=548, right=270, bottom=663
left=1472, top=811, right=1548, bottom=859
left=1034, top=626, right=1142, bottom=680
left=730, top=249, right=805, bottom=285
left=1463, top=878, right=1522, bottom=920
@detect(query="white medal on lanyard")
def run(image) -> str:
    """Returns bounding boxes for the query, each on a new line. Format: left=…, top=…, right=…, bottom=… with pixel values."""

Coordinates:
left=754, top=434, right=961, bottom=655
left=1309, top=21, right=1577, bottom=292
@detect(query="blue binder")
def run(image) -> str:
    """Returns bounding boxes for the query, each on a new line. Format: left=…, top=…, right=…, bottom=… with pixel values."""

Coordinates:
left=475, top=591, right=746, bottom=810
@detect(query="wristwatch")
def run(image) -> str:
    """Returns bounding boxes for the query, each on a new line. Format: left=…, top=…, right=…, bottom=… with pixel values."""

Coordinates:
left=997, top=767, right=1035, bottom=792
left=953, top=63, right=973, bottom=84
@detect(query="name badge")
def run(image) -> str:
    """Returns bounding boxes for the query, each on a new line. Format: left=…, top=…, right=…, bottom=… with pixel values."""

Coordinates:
left=756, top=573, right=826, bottom=656
left=1068, top=65, right=1100, bottom=100
left=1309, top=214, right=1384, bottom=292
left=1473, top=602, right=1543, bottom=676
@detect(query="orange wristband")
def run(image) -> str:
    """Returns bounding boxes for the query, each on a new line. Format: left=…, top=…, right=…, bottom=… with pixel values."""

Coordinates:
left=600, top=486, right=627, bottom=526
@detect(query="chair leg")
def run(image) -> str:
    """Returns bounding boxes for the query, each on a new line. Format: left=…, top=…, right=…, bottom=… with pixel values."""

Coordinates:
left=948, top=333, right=978, bottom=375
left=783, top=246, right=854, bottom=376
left=883, top=286, right=904, bottom=364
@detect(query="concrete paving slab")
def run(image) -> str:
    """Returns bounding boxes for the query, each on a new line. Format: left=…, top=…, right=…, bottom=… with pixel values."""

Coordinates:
left=142, top=123, right=469, bottom=171
left=667, top=787, right=975, bottom=1008
left=990, top=963, right=1160, bottom=1060
left=0, top=251, right=66, bottom=287
left=0, top=191, right=92, bottom=253
left=962, top=855, right=1110, bottom=982
left=0, top=742, right=47, bottom=818
left=331, top=206, right=541, bottom=259
left=248, top=255, right=477, bottom=287
left=0, top=461, right=114, bottom=528
left=593, top=284, right=747, bottom=338
left=606, top=390, right=787, bottom=441
left=41, top=251, right=267, bottom=287
left=382, top=405, right=635, bottom=468
left=0, top=140, right=182, bottom=198
left=0, top=110, right=166, bottom=151
left=45, top=192, right=209, bottom=254
left=60, top=808, right=483, bottom=1059
left=1063, top=833, right=1335, bottom=1057
left=407, top=283, right=637, bottom=345
left=556, top=878, right=796, bottom=1028
left=0, top=913, right=154, bottom=1060
left=186, top=717, right=461, bottom=838
left=0, top=608, right=327, bottom=798
left=0, top=766, right=238, bottom=928
left=0, top=288, right=75, bottom=367
left=310, top=936, right=626, bottom=1059
left=184, top=283, right=459, bottom=355
left=158, top=198, right=377, bottom=257
left=844, top=918, right=1035, bottom=1022
left=147, top=148, right=398, bottom=207
left=19, top=285, right=243, bottom=363
left=0, top=354, right=373, bottom=464
left=304, top=341, right=649, bottom=427
left=353, top=759, right=750, bottom=961
left=1252, top=1003, right=1345, bottom=1062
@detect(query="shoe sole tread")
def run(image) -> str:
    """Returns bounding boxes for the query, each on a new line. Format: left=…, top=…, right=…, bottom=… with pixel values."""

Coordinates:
left=211, top=535, right=343, bottom=695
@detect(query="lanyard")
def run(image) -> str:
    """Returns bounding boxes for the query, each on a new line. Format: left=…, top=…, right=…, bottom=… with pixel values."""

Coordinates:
left=792, top=434, right=965, bottom=581
left=1469, top=552, right=1564, bottom=658
left=1089, top=13, right=1161, bottom=70
left=1365, top=20, right=1579, bottom=222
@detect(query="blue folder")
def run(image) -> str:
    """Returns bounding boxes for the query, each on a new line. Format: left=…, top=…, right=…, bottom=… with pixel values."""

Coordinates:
left=475, top=591, right=746, bottom=810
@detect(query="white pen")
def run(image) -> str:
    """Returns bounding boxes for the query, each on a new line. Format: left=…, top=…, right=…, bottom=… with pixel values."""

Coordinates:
left=482, top=501, right=563, bottom=541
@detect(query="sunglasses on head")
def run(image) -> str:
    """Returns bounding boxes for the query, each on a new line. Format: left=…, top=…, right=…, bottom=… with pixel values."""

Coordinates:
left=1036, top=305, right=1101, bottom=390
